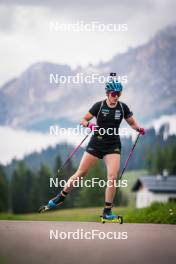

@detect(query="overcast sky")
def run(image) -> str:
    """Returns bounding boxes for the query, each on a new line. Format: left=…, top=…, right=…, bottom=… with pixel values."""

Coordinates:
left=0, top=0, right=176, bottom=86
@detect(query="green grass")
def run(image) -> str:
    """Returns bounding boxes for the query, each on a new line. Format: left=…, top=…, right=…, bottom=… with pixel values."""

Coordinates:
left=0, top=202, right=176, bottom=224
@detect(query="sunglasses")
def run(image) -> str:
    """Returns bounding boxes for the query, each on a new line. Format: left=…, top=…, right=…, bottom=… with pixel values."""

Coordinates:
left=110, top=91, right=121, bottom=97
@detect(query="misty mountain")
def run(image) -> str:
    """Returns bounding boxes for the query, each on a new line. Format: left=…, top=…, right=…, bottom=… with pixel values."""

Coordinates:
left=103, top=25, right=176, bottom=123
left=0, top=25, right=176, bottom=131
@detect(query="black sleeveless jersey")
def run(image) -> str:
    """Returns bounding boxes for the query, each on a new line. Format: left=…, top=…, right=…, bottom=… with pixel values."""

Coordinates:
left=88, top=99, right=133, bottom=143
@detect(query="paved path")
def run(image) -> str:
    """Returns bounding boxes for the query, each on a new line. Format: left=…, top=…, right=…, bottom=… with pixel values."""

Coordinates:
left=0, top=221, right=176, bottom=264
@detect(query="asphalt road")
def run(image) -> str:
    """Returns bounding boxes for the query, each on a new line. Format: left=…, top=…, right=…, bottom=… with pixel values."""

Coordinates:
left=0, top=221, right=176, bottom=264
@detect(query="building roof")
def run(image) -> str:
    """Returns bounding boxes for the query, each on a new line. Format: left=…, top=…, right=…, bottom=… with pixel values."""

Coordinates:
left=132, top=176, right=176, bottom=193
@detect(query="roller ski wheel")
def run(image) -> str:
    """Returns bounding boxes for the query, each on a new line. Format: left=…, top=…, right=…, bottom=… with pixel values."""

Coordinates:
left=38, top=205, right=50, bottom=213
left=100, top=215, right=123, bottom=224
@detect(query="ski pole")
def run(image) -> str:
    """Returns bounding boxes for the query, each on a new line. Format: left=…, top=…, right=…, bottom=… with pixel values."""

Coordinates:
left=119, top=132, right=141, bottom=179
left=58, top=132, right=91, bottom=174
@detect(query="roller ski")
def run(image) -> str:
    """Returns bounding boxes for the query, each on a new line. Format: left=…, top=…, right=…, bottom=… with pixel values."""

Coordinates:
left=100, top=210, right=123, bottom=224
left=38, top=191, right=67, bottom=213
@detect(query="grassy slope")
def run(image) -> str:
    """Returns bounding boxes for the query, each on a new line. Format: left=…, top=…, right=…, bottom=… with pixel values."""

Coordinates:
left=0, top=203, right=175, bottom=224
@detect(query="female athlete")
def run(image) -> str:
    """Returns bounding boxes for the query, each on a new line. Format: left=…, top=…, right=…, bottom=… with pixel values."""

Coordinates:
left=39, top=73, right=145, bottom=220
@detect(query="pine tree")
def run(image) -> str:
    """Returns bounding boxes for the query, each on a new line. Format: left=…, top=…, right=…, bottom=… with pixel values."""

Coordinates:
left=155, top=146, right=166, bottom=174
left=11, top=162, right=35, bottom=213
left=0, top=165, right=8, bottom=212
left=145, top=147, right=154, bottom=173
left=38, top=164, right=53, bottom=205
left=166, top=144, right=176, bottom=175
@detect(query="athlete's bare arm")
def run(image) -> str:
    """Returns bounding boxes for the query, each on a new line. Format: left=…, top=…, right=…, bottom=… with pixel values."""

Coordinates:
left=125, top=116, right=140, bottom=131
left=80, top=112, right=93, bottom=127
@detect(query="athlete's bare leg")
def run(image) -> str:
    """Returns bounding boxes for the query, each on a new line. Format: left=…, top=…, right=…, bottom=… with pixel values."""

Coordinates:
left=103, top=153, right=120, bottom=204
left=63, top=151, right=99, bottom=193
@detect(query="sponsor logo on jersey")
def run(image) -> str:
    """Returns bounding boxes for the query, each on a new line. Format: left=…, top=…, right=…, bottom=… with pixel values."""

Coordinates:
left=114, top=110, right=121, bottom=120
left=101, top=108, right=110, bottom=117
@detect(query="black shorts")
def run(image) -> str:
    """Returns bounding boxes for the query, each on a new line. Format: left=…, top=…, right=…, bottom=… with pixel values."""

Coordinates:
left=86, top=135, right=121, bottom=159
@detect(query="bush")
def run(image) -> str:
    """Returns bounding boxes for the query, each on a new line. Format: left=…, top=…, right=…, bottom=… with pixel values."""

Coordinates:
left=125, top=202, right=176, bottom=224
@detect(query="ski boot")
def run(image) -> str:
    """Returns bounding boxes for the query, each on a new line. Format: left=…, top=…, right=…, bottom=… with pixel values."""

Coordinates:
left=38, top=192, right=65, bottom=213
left=100, top=211, right=123, bottom=224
